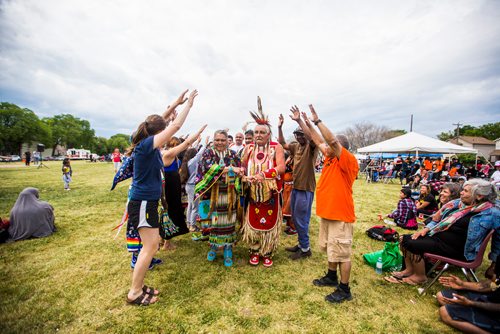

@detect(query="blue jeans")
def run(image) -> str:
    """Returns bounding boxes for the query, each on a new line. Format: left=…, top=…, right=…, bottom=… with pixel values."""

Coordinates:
left=291, top=189, right=314, bottom=251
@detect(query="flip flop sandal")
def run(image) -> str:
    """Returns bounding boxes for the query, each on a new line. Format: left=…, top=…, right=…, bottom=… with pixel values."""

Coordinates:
left=390, top=272, right=410, bottom=280
left=402, top=277, right=428, bottom=286
left=142, top=285, right=159, bottom=296
left=127, top=291, right=157, bottom=306
left=384, top=276, right=402, bottom=284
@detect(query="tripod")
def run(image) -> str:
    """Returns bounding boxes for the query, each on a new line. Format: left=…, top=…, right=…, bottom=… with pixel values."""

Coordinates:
left=37, top=156, right=49, bottom=169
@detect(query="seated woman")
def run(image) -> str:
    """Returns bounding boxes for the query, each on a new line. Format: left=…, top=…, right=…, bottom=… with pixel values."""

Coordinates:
left=385, top=179, right=499, bottom=285
left=423, top=182, right=461, bottom=226
left=381, top=188, right=418, bottom=230
left=416, top=184, right=439, bottom=217
left=8, top=187, right=55, bottom=241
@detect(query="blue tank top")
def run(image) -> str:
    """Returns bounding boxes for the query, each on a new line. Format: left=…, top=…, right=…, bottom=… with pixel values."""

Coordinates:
left=164, top=157, right=180, bottom=173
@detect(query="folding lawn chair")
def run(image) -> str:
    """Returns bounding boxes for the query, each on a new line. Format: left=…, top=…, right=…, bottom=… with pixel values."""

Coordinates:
left=418, top=229, right=494, bottom=295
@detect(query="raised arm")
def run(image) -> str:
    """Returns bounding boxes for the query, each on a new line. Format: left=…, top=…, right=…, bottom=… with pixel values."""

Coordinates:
left=162, top=89, right=188, bottom=121
left=308, top=105, right=342, bottom=158
left=289, top=106, right=312, bottom=142
left=162, top=124, right=207, bottom=165
left=300, top=111, right=333, bottom=157
left=277, top=114, right=290, bottom=150
left=154, top=90, right=198, bottom=149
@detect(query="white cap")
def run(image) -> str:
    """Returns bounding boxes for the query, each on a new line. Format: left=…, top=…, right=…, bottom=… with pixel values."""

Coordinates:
left=495, top=161, right=500, bottom=167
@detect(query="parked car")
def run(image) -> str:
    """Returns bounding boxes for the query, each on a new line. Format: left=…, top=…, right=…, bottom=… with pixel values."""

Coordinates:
left=9, top=155, right=21, bottom=161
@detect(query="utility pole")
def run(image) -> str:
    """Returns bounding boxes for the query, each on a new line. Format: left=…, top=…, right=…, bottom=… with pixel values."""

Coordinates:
left=452, top=122, right=462, bottom=139
left=410, top=114, right=413, bottom=132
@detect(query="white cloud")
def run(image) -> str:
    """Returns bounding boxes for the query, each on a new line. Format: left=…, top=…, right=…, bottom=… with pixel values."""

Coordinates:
left=1, top=0, right=499, bottom=140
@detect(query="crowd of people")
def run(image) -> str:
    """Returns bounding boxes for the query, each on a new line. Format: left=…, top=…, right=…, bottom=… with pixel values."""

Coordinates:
left=2, top=88, right=499, bottom=332
left=120, top=90, right=359, bottom=307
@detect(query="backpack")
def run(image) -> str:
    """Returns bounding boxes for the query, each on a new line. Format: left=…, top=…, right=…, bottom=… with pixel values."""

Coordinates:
left=366, top=225, right=399, bottom=242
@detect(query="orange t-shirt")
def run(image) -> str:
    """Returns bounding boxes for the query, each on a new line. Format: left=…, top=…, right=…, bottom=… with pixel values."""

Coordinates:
left=449, top=167, right=458, bottom=177
left=316, top=148, right=359, bottom=222
left=434, top=160, right=443, bottom=172
left=424, top=160, right=432, bottom=171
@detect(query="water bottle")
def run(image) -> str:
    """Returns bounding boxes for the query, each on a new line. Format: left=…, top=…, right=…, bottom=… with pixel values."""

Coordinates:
left=375, top=257, right=383, bottom=275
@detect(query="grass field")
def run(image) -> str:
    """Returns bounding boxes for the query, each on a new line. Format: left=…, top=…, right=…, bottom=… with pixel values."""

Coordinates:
left=0, top=160, right=476, bottom=333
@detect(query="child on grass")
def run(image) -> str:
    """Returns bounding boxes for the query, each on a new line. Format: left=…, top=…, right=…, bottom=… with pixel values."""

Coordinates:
left=62, top=158, right=72, bottom=191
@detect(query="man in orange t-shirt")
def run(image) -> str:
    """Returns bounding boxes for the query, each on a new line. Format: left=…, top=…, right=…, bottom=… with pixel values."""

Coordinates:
left=293, top=104, right=359, bottom=304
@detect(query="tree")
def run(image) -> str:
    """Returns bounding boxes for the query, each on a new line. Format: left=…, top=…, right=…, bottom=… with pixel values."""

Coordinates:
left=42, top=114, right=96, bottom=155
left=343, top=122, right=395, bottom=151
left=107, top=134, right=130, bottom=153
left=438, top=122, right=500, bottom=141
left=0, top=102, right=49, bottom=155
left=92, top=137, right=109, bottom=156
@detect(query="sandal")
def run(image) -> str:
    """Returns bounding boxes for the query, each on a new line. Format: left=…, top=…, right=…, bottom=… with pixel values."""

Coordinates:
left=142, top=285, right=159, bottom=296
left=126, top=291, right=158, bottom=306
left=384, top=276, right=402, bottom=284
left=401, top=277, right=427, bottom=286
left=390, top=272, right=410, bottom=280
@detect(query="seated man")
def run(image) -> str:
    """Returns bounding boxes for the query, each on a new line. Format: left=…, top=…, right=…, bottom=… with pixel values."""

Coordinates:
left=437, top=255, right=500, bottom=334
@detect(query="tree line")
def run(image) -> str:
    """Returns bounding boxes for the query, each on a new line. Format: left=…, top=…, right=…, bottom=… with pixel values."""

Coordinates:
left=0, top=102, right=130, bottom=156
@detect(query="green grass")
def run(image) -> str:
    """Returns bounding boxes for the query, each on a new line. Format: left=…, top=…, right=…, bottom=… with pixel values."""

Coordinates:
left=0, top=161, right=474, bottom=333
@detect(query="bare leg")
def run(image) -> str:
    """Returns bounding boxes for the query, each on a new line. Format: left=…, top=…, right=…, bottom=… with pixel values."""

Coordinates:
left=392, top=253, right=415, bottom=277
left=404, top=258, right=428, bottom=284
left=339, top=261, right=351, bottom=284
left=128, top=227, right=159, bottom=302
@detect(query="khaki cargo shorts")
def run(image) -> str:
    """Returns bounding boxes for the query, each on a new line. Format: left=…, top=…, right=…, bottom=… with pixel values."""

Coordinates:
left=318, top=218, right=353, bottom=263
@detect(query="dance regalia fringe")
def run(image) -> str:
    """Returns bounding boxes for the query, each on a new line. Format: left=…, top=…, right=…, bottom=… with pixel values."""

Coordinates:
left=241, top=142, right=282, bottom=256
left=195, top=148, right=241, bottom=249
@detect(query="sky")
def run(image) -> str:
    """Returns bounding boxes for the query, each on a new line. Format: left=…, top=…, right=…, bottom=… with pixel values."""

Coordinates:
left=1, top=0, right=499, bottom=140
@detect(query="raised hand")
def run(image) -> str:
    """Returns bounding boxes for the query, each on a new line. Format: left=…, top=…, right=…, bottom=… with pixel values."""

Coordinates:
left=175, top=89, right=189, bottom=106
left=301, top=112, right=312, bottom=127
left=187, top=89, right=198, bottom=107
left=278, top=114, right=284, bottom=127
left=187, top=124, right=207, bottom=144
left=205, top=135, right=210, bottom=146
left=308, top=104, right=319, bottom=122
left=289, top=105, right=301, bottom=122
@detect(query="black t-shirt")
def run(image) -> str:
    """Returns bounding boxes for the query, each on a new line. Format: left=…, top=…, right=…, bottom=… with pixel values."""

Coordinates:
left=421, top=193, right=438, bottom=211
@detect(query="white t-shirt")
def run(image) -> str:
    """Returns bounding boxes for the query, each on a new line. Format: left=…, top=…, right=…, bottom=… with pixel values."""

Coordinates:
left=491, top=170, right=500, bottom=185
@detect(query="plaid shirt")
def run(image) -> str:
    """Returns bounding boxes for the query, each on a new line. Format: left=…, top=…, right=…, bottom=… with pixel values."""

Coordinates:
left=388, top=198, right=417, bottom=224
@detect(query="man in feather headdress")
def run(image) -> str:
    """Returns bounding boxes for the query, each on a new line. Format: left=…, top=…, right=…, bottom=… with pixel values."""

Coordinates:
left=240, top=97, right=286, bottom=267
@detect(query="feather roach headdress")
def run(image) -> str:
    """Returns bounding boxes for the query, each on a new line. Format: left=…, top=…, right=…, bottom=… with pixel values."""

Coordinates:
left=249, top=96, right=270, bottom=126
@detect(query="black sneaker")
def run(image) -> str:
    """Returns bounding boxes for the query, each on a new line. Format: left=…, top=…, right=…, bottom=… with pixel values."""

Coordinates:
left=325, top=287, right=352, bottom=303
left=289, top=249, right=312, bottom=260
left=285, top=245, right=300, bottom=252
left=312, top=273, right=338, bottom=287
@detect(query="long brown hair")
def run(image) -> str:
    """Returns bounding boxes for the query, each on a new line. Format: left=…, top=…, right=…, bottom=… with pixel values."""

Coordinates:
left=126, top=115, right=166, bottom=156
left=179, top=148, right=198, bottom=184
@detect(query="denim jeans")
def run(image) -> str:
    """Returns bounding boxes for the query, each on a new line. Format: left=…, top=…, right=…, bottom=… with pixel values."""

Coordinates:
left=185, top=183, right=199, bottom=226
left=291, top=189, right=314, bottom=251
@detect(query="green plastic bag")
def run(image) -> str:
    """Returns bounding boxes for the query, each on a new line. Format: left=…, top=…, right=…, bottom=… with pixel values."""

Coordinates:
left=363, top=242, right=402, bottom=272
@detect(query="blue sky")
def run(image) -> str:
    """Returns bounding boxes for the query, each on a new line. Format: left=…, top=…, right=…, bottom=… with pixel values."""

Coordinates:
left=1, top=0, right=499, bottom=139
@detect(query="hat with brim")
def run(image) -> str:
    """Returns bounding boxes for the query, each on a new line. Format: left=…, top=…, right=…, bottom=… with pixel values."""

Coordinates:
left=293, top=127, right=304, bottom=134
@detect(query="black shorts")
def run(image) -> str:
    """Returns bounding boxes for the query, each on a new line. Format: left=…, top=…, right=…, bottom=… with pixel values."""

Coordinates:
left=128, top=200, right=160, bottom=229
left=442, top=289, right=500, bottom=333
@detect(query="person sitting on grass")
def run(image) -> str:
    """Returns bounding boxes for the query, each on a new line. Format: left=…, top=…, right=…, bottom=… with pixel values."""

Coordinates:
left=8, top=187, right=56, bottom=241
left=416, top=184, right=438, bottom=217
left=385, top=179, right=499, bottom=286
left=436, top=255, right=500, bottom=334
left=379, top=187, right=418, bottom=230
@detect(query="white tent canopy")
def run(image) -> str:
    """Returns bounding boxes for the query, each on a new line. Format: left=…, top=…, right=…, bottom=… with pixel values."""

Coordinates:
left=357, top=132, right=477, bottom=154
